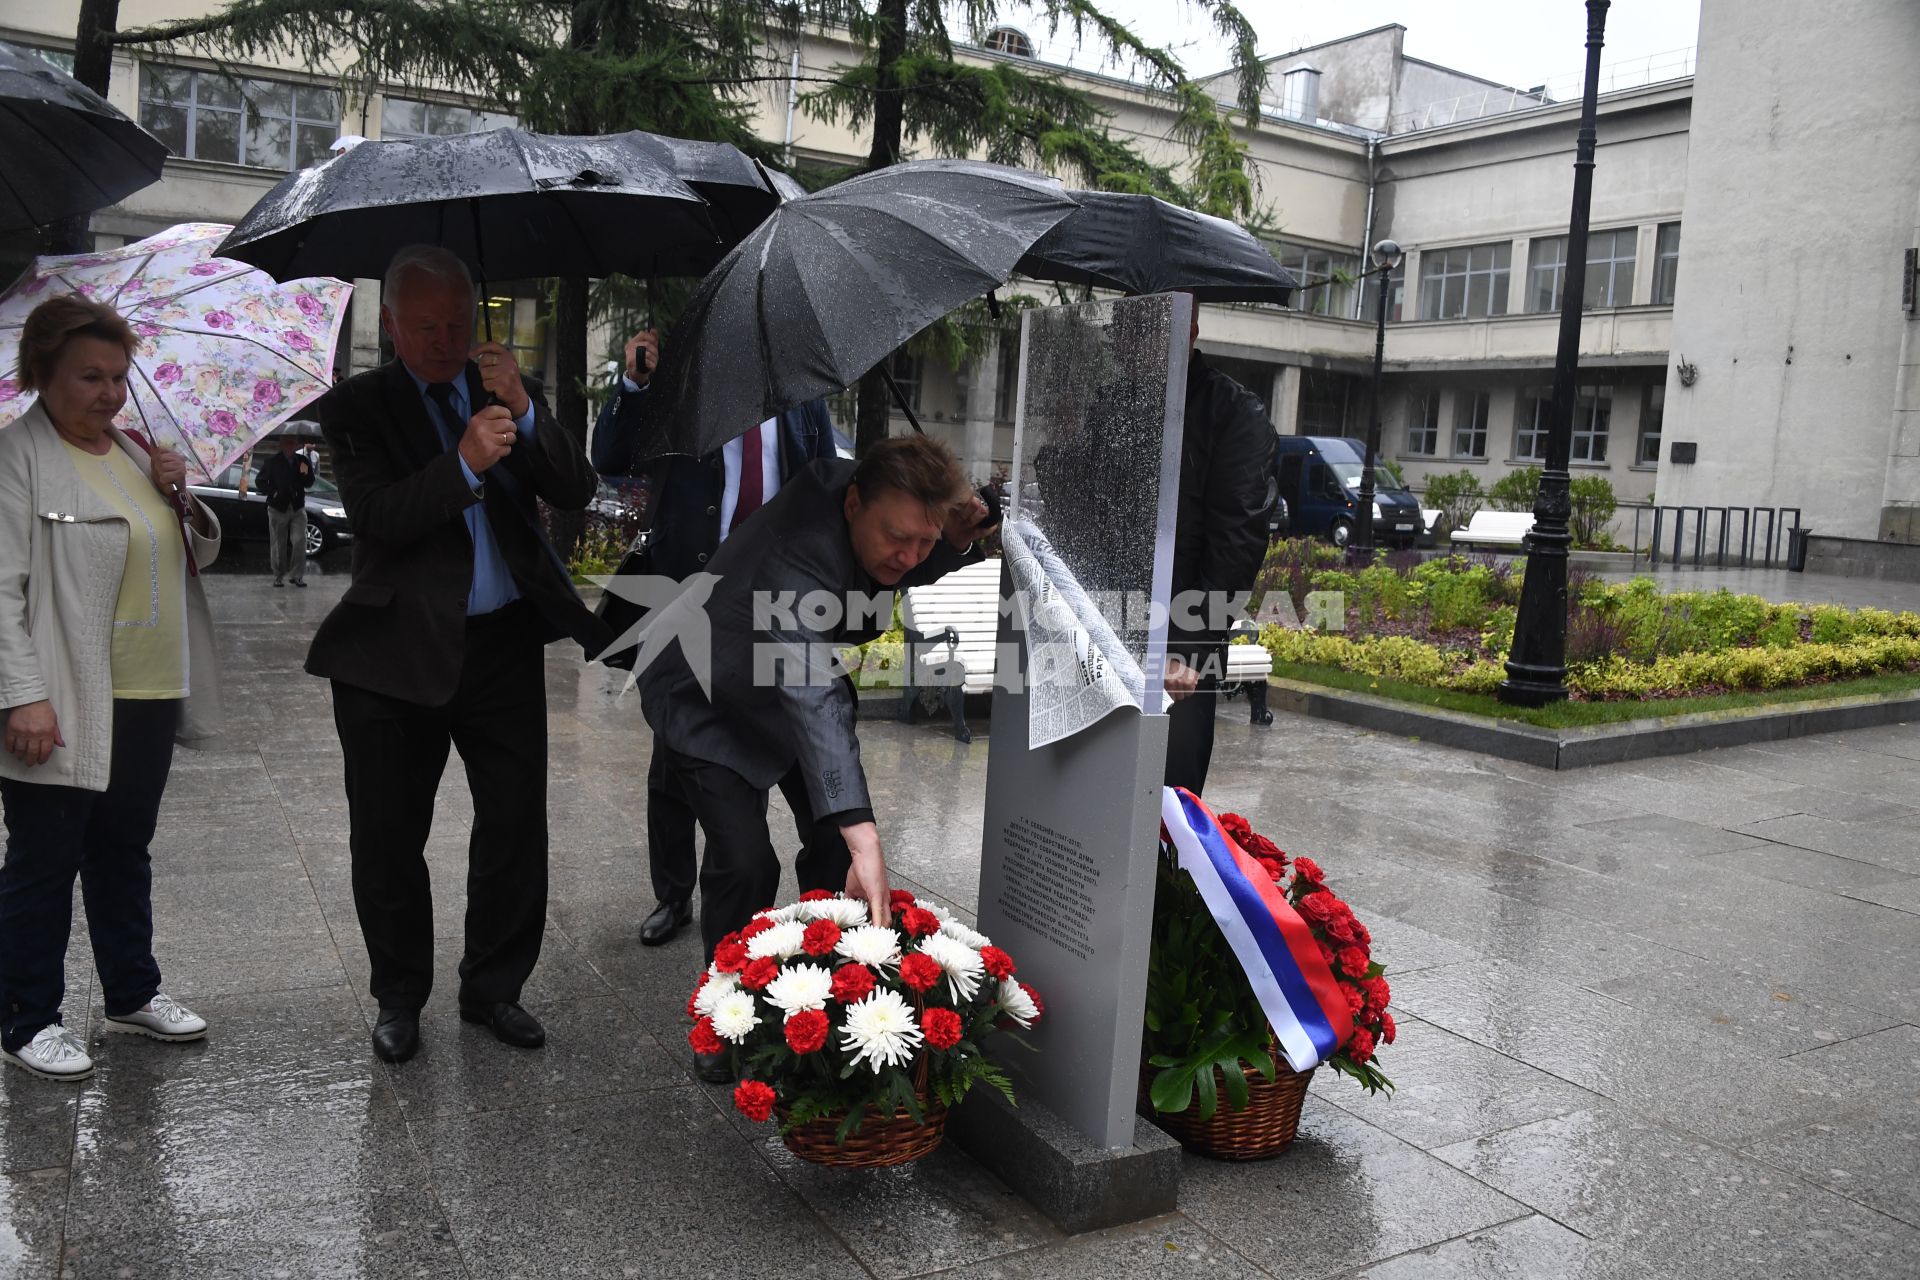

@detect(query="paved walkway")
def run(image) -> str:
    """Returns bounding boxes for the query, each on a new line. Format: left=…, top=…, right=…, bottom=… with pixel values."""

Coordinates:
left=3, top=571, right=1918, bottom=1278
left=1587, top=563, right=1920, bottom=611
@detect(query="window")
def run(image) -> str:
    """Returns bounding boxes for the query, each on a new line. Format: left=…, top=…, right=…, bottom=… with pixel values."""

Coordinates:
left=889, top=351, right=922, bottom=413
left=1299, top=370, right=1353, bottom=433
left=993, top=337, right=1020, bottom=423
left=1583, top=229, right=1637, bottom=309
left=1515, top=387, right=1551, bottom=460
left=1417, top=242, right=1511, bottom=320
left=1453, top=391, right=1489, bottom=458
left=140, top=66, right=337, bottom=170
left=1358, top=260, right=1406, bottom=322
left=1653, top=222, right=1681, bottom=305
left=1527, top=238, right=1567, bottom=313
left=1405, top=392, right=1440, bottom=456
left=477, top=295, right=546, bottom=379
left=1271, top=241, right=1358, bottom=317
left=1638, top=385, right=1665, bottom=465
left=1572, top=385, right=1612, bottom=462
left=381, top=97, right=514, bottom=142
left=23, top=46, right=76, bottom=74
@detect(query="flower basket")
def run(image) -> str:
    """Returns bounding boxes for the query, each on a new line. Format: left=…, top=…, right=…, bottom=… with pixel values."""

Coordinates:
left=1136, top=1052, right=1312, bottom=1161
left=778, top=1093, right=949, bottom=1167
left=1143, top=799, right=1395, bottom=1158
left=687, top=888, right=1040, bottom=1169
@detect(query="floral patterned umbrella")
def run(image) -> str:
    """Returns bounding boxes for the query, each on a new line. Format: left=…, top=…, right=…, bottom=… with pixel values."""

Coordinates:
left=0, top=222, right=350, bottom=483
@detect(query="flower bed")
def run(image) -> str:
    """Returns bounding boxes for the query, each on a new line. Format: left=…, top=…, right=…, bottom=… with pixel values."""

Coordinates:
left=1251, top=542, right=1920, bottom=701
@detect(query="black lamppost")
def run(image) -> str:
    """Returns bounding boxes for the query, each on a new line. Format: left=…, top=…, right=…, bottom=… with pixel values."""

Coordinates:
left=1350, top=238, right=1404, bottom=563
left=1498, top=0, right=1610, bottom=706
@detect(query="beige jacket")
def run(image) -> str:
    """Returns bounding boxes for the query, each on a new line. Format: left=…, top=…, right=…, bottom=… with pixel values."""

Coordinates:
left=0, top=402, right=223, bottom=791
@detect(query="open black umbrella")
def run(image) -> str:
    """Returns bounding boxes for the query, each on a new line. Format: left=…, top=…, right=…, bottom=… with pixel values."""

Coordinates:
left=216, top=127, right=727, bottom=288
left=0, top=41, right=169, bottom=232
left=1016, top=191, right=1296, bottom=304
left=633, top=159, right=1078, bottom=461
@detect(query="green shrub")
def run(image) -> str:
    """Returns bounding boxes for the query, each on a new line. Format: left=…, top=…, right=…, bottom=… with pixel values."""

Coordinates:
left=1481, top=605, right=1517, bottom=658
left=1569, top=475, right=1618, bottom=548
left=1489, top=466, right=1542, bottom=512
left=1425, top=565, right=1496, bottom=631
left=1423, top=470, right=1485, bottom=535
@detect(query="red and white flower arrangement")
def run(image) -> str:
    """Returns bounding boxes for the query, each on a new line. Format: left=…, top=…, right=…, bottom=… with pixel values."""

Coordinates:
left=687, top=888, right=1041, bottom=1140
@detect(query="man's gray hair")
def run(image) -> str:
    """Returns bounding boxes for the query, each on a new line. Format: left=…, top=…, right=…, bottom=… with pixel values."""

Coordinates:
left=382, top=244, right=474, bottom=300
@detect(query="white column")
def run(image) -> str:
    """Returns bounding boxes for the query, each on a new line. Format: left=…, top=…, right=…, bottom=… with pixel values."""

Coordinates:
left=349, top=279, right=384, bottom=375
left=1399, top=248, right=1423, bottom=321
left=1507, top=237, right=1530, bottom=315
left=1269, top=364, right=1302, bottom=435
left=1631, top=224, right=1658, bottom=306
left=961, top=334, right=1001, bottom=484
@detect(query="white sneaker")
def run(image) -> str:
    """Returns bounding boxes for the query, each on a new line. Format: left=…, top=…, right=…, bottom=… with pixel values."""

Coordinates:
left=103, top=992, right=207, bottom=1042
left=3, top=1024, right=94, bottom=1080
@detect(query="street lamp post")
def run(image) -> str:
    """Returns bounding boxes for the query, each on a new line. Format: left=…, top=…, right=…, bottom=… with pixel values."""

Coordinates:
left=1498, top=0, right=1611, bottom=707
left=1350, top=238, right=1404, bottom=564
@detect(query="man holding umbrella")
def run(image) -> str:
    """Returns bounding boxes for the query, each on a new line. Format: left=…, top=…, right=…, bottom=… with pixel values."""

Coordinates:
left=590, top=326, right=838, bottom=947
left=306, top=244, right=606, bottom=1065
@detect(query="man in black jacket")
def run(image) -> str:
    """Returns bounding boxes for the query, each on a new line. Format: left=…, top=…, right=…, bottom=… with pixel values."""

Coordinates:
left=256, top=435, right=314, bottom=587
left=1163, top=304, right=1276, bottom=795
left=591, top=328, right=840, bottom=946
left=306, top=245, right=607, bottom=1065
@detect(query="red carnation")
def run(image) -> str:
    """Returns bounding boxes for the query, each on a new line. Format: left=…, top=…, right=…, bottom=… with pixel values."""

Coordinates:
left=899, top=952, right=942, bottom=993
left=1324, top=913, right=1362, bottom=946
left=1255, top=856, right=1286, bottom=884
left=1337, top=946, right=1370, bottom=979
left=831, top=963, right=875, bottom=1004
left=802, top=919, right=841, bottom=956
left=688, top=1017, right=724, bottom=1057
left=784, top=1009, right=830, bottom=1055
left=901, top=907, right=941, bottom=938
left=1243, top=831, right=1287, bottom=866
left=1020, top=982, right=1045, bottom=1024
left=686, top=971, right=710, bottom=1019
left=733, top=1079, right=776, bottom=1123
left=799, top=889, right=834, bottom=902
left=1344, top=984, right=1366, bottom=1018
left=979, top=946, right=1016, bottom=980
left=741, top=916, right=774, bottom=940
left=1354, top=920, right=1373, bottom=949
left=1316, top=939, right=1336, bottom=965
left=1292, top=856, right=1325, bottom=886
left=1363, top=976, right=1391, bottom=1017
left=1347, top=1026, right=1376, bottom=1064
left=1299, top=892, right=1342, bottom=927
left=741, top=956, right=780, bottom=991
left=713, top=937, right=749, bottom=974
left=1219, top=812, right=1253, bottom=843
left=922, top=1007, right=963, bottom=1050
left=889, top=889, right=917, bottom=913
left=1381, top=1012, right=1397, bottom=1045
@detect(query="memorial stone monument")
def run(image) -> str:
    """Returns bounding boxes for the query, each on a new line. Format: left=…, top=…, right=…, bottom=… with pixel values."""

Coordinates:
left=948, top=292, right=1191, bottom=1231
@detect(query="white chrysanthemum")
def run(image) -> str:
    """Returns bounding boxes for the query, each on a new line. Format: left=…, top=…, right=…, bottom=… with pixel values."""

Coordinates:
left=939, top=918, right=991, bottom=950
left=757, top=904, right=803, bottom=924
left=764, top=962, right=834, bottom=1015
left=746, top=920, right=807, bottom=961
left=917, top=933, right=985, bottom=1002
left=839, top=989, right=924, bottom=1073
left=919, top=900, right=956, bottom=924
left=693, top=970, right=740, bottom=1018
left=796, top=896, right=870, bottom=929
left=996, top=976, right=1039, bottom=1029
left=834, top=924, right=903, bottom=968
left=710, top=990, right=762, bottom=1042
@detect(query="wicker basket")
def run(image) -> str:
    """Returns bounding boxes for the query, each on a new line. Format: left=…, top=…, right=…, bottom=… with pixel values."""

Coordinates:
left=777, top=1097, right=948, bottom=1168
left=1139, top=1054, right=1314, bottom=1160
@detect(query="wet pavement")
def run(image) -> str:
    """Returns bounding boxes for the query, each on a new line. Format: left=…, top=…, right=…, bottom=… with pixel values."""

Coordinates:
left=3, top=571, right=1918, bottom=1278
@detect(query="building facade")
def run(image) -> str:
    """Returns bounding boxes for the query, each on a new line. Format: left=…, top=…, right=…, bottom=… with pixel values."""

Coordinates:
left=6, top=4, right=1917, bottom=545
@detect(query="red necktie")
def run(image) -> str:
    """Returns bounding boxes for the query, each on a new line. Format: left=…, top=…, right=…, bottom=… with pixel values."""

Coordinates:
left=731, top=423, right=764, bottom=533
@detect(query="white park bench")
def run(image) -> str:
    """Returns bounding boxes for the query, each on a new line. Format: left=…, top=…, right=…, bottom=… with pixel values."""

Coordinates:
left=1223, top=622, right=1275, bottom=725
left=1449, top=510, right=1536, bottom=549
left=899, top=558, right=1004, bottom=742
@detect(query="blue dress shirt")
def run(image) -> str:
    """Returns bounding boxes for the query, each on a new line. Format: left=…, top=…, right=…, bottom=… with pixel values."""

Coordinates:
left=407, top=368, right=538, bottom=615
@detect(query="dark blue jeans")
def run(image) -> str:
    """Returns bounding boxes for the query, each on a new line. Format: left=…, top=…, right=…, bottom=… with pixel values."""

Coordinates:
left=0, top=699, right=178, bottom=1053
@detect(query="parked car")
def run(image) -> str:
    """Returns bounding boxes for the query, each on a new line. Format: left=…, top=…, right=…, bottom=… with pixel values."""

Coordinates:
left=1270, top=435, right=1424, bottom=549
left=187, top=462, right=353, bottom=558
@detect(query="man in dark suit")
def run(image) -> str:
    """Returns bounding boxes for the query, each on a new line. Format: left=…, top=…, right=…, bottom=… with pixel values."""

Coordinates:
left=306, top=244, right=606, bottom=1064
left=1162, top=301, right=1277, bottom=795
left=590, top=327, right=838, bottom=946
left=636, top=435, right=994, bottom=1078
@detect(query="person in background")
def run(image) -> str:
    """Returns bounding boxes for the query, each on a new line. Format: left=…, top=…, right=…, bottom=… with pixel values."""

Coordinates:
left=256, top=434, right=315, bottom=587
left=590, top=327, right=837, bottom=947
left=0, top=295, right=224, bottom=1082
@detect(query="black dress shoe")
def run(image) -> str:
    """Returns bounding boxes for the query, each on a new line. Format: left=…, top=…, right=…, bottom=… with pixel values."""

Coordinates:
left=640, top=899, right=693, bottom=946
left=694, top=1050, right=735, bottom=1084
left=372, top=1008, right=420, bottom=1063
left=460, top=1001, right=545, bottom=1049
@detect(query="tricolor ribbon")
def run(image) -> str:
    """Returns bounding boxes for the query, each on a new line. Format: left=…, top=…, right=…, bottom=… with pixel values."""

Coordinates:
left=1160, top=787, right=1354, bottom=1071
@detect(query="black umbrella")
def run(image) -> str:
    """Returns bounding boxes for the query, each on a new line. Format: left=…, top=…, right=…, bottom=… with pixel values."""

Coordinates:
left=633, top=158, right=1078, bottom=461
left=0, top=42, right=168, bottom=232
left=1016, top=191, right=1296, bottom=304
left=215, top=127, right=725, bottom=289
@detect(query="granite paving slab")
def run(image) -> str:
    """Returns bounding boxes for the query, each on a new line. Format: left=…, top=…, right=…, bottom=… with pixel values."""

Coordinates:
left=0, top=1168, right=67, bottom=1280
